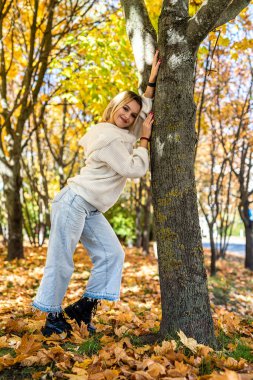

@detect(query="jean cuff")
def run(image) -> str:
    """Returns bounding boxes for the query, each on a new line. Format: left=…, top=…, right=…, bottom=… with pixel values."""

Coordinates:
left=83, top=291, right=120, bottom=302
left=31, top=300, right=62, bottom=313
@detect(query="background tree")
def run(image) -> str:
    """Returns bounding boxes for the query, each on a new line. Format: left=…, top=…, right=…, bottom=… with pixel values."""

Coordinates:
left=219, top=65, right=253, bottom=270
left=0, top=0, right=100, bottom=260
left=120, top=0, right=251, bottom=345
left=194, top=37, right=238, bottom=275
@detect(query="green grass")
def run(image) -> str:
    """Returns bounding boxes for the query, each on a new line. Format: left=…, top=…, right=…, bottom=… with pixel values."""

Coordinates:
left=217, top=331, right=253, bottom=363
left=61, top=342, right=78, bottom=352
left=217, top=330, right=235, bottom=349
left=149, top=325, right=160, bottom=334
left=229, top=342, right=253, bottom=363
left=199, top=357, right=214, bottom=376
left=77, top=335, right=102, bottom=356
left=120, top=331, right=147, bottom=347
left=0, top=347, right=16, bottom=357
left=129, top=335, right=145, bottom=347
left=0, top=365, right=49, bottom=380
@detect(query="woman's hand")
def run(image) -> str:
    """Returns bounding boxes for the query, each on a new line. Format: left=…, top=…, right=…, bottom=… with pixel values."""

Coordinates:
left=139, top=112, right=154, bottom=149
left=149, top=50, right=161, bottom=83
left=141, top=112, right=154, bottom=139
left=143, top=50, right=161, bottom=98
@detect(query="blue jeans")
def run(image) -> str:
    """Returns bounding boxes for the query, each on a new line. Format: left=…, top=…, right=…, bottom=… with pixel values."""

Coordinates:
left=32, top=186, right=125, bottom=313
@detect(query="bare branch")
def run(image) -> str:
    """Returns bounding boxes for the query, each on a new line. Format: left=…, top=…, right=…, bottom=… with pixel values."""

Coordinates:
left=187, top=0, right=250, bottom=48
left=214, top=0, right=251, bottom=29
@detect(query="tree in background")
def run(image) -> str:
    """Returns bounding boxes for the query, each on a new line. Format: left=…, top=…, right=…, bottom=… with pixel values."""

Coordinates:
left=195, top=11, right=253, bottom=270
left=0, top=0, right=104, bottom=259
left=194, top=36, right=238, bottom=275
left=120, top=0, right=251, bottom=345
left=219, top=62, right=253, bottom=270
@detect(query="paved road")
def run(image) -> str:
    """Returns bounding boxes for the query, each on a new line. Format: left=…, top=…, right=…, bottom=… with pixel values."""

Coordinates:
left=202, top=237, right=245, bottom=257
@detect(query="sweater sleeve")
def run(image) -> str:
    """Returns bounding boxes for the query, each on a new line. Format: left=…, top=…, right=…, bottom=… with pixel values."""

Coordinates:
left=129, top=95, right=153, bottom=139
left=140, top=95, right=153, bottom=119
left=96, top=140, right=149, bottom=178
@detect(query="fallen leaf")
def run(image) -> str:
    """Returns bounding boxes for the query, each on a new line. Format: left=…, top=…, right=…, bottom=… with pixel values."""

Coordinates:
left=177, top=330, right=198, bottom=353
left=147, top=362, right=166, bottom=377
left=16, top=334, right=42, bottom=356
left=103, top=369, right=120, bottom=380
left=131, top=370, right=153, bottom=380
left=64, top=367, right=88, bottom=379
left=154, top=340, right=177, bottom=355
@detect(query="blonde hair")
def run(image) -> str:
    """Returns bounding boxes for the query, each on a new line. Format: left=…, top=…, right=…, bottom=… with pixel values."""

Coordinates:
left=101, top=91, right=142, bottom=126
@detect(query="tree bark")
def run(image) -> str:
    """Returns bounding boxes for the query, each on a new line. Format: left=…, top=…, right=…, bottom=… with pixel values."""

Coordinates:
left=245, top=224, right=253, bottom=270
left=135, top=179, right=143, bottom=248
left=121, top=0, right=250, bottom=346
left=209, top=225, right=216, bottom=276
left=142, top=182, right=152, bottom=255
left=3, top=159, right=24, bottom=260
left=241, top=203, right=253, bottom=270
left=150, top=12, right=216, bottom=345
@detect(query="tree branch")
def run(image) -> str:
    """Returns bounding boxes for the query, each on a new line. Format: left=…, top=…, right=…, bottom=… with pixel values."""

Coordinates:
left=187, top=0, right=250, bottom=48
left=120, top=0, right=157, bottom=93
left=214, top=0, right=251, bottom=29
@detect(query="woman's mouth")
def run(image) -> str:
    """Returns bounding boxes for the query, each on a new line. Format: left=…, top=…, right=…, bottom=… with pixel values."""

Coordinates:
left=120, top=116, right=128, bottom=123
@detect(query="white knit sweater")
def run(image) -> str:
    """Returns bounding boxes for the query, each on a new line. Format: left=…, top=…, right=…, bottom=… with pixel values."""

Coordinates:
left=67, top=96, right=152, bottom=212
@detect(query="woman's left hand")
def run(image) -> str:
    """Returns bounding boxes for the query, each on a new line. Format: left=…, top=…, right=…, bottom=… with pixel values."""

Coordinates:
left=149, top=50, right=161, bottom=83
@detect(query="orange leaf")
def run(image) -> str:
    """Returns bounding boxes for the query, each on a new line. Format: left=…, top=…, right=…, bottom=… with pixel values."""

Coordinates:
left=209, top=369, right=240, bottom=379
left=103, top=369, right=120, bottom=380
left=5, top=318, right=27, bottom=333
left=89, top=373, right=105, bottom=380
left=154, top=340, right=177, bottom=355
left=16, top=334, right=42, bottom=356
left=147, top=362, right=166, bottom=377
left=131, top=370, right=153, bottom=380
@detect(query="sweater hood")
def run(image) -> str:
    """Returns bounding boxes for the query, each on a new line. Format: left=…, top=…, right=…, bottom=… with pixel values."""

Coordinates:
left=79, top=122, right=136, bottom=158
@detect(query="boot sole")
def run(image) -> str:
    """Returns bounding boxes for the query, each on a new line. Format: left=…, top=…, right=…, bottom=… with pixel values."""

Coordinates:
left=41, top=325, right=71, bottom=338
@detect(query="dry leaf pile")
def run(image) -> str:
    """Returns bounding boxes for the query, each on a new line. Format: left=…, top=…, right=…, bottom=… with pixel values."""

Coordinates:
left=0, top=243, right=252, bottom=379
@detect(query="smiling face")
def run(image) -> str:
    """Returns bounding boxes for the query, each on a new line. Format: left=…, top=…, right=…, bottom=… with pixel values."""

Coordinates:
left=113, top=100, right=141, bottom=129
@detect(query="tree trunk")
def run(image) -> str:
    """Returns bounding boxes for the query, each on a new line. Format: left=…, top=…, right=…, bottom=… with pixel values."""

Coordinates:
left=142, top=184, right=152, bottom=255
left=209, top=225, right=216, bottom=276
left=3, top=161, right=24, bottom=260
left=245, top=224, right=253, bottom=270
left=150, top=17, right=216, bottom=346
left=135, top=178, right=143, bottom=248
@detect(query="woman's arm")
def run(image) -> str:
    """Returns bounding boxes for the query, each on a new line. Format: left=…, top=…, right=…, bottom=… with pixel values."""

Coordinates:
left=97, top=140, right=149, bottom=178
left=143, top=50, right=161, bottom=99
left=140, top=51, right=160, bottom=148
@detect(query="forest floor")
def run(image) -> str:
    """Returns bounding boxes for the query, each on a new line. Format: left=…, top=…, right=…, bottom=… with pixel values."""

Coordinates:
left=0, top=243, right=252, bottom=380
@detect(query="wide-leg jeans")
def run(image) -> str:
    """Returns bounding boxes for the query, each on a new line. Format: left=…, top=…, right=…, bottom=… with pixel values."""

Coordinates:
left=32, top=186, right=125, bottom=313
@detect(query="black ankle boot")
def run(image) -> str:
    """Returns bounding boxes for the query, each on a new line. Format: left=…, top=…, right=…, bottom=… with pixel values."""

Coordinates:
left=65, top=297, right=99, bottom=333
left=41, top=312, right=72, bottom=337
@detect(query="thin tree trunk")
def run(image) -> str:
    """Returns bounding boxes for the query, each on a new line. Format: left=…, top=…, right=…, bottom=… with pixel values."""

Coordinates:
left=209, top=225, right=216, bottom=276
left=245, top=224, right=253, bottom=270
left=142, top=183, right=152, bottom=255
left=135, top=178, right=143, bottom=248
left=3, top=162, right=24, bottom=260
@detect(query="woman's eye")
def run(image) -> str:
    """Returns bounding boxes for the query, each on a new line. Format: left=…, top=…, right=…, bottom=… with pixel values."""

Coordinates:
left=123, top=106, right=128, bottom=111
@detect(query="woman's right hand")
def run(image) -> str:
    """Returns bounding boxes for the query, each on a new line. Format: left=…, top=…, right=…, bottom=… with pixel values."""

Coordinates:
left=141, top=112, right=154, bottom=139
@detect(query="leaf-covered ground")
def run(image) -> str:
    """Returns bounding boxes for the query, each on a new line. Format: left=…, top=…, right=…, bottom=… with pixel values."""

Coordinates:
left=0, top=243, right=252, bottom=379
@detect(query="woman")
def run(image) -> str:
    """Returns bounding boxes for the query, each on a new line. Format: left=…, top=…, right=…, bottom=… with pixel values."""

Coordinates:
left=32, top=51, right=160, bottom=337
